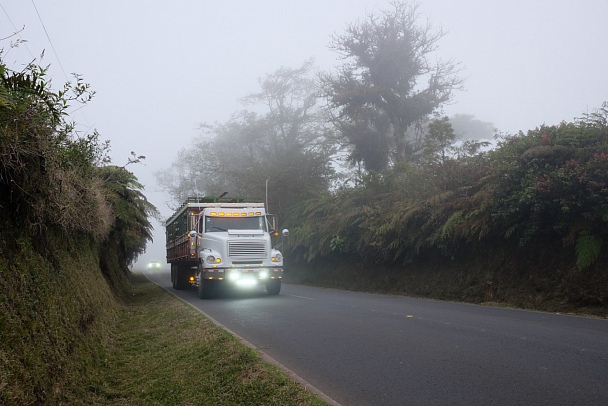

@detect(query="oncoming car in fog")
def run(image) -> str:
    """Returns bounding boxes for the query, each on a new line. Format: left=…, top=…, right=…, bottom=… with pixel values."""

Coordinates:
left=147, top=261, right=162, bottom=271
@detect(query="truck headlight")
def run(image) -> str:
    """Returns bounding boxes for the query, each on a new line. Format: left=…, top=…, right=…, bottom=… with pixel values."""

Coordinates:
left=272, top=253, right=283, bottom=262
left=206, top=255, right=221, bottom=264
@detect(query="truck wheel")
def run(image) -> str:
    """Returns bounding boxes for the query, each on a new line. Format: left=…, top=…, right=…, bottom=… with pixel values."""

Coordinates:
left=198, top=276, right=215, bottom=299
left=174, top=264, right=189, bottom=290
left=171, top=264, right=178, bottom=289
left=266, top=279, right=281, bottom=295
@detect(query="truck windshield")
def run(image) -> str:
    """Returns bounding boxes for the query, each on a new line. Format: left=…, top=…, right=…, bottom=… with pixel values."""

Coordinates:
left=204, top=216, right=266, bottom=233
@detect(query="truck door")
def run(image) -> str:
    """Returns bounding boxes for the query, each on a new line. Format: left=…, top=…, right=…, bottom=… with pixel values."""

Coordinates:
left=188, top=212, right=198, bottom=259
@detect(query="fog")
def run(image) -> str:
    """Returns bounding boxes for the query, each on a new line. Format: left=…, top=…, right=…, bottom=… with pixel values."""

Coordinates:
left=2, top=0, right=606, bottom=266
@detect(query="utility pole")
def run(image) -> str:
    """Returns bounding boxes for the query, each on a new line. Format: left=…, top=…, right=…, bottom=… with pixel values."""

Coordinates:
left=265, top=178, right=269, bottom=212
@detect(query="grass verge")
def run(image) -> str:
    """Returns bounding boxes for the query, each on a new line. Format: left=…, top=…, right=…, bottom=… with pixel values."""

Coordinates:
left=84, top=273, right=327, bottom=406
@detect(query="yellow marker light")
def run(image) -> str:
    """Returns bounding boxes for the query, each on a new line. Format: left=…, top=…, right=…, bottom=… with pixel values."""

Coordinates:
left=248, top=212, right=254, bottom=216
left=255, top=211, right=261, bottom=215
left=210, top=212, right=217, bottom=216
left=189, top=276, right=195, bottom=281
left=215, top=258, right=221, bottom=263
left=219, top=212, right=225, bottom=216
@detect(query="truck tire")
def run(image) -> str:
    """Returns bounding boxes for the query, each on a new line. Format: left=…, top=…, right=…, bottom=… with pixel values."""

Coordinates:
left=266, top=279, right=281, bottom=295
left=173, top=264, right=189, bottom=290
left=197, top=276, right=215, bottom=299
left=171, top=264, right=178, bottom=289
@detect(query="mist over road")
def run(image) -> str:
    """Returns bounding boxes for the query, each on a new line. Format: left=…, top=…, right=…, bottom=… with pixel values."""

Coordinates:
left=145, top=270, right=607, bottom=406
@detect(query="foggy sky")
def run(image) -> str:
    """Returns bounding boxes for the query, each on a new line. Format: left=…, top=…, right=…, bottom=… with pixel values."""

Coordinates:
left=2, top=0, right=606, bottom=265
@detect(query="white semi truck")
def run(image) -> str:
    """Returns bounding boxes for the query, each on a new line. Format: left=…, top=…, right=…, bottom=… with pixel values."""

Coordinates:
left=165, top=196, right=288, bottom=298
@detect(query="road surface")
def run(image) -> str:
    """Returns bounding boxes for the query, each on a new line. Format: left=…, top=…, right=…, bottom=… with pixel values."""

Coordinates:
left=144, top=270, right=608, bottom=406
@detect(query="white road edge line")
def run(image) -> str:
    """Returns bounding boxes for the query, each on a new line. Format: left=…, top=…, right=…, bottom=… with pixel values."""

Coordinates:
left=283, top=294, right=315, bottom=300
left=142, top=272, right=341, bottom=406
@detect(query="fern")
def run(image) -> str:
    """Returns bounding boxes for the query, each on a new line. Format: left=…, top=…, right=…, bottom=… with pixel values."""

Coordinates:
left=428, top=190, right=454, bottom=205
left=601, top=204, right=608, bottom=222
left=504, top=224, right=518, bottom=239
left=575, top=231, right=603, bottom=269
left=441, top=210, right=464, bottom=238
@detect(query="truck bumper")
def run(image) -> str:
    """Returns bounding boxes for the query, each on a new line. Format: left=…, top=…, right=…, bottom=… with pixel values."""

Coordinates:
left=202, top=268, right=283, bottom=281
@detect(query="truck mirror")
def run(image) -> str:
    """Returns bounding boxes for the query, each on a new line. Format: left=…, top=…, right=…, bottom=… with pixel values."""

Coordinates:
left=282, top=229, right=289, bottom=237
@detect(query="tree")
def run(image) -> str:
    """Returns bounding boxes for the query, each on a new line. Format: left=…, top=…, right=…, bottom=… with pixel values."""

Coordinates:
left=157, top=61, right=337, bottom=219
left=449, top=114, right=495, bottom=141
left=423, top=115, right=456, bottom=166
left=322, top=0, right=462, bottom=172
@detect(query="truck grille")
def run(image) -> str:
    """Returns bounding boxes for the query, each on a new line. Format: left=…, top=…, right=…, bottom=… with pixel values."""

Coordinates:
left=228, top=241, right=267, bottom=258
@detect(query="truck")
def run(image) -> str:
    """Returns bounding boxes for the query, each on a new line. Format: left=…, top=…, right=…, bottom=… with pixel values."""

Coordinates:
left=165, top=196, right=288, bottom=298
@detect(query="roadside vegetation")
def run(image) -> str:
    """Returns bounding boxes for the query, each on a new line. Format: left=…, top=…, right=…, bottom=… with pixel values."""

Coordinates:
left=283, top=108, right=608, bottom=317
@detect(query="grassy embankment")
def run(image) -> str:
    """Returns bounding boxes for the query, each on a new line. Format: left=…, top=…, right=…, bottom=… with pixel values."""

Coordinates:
left=0, top=228, right=326, bottom=405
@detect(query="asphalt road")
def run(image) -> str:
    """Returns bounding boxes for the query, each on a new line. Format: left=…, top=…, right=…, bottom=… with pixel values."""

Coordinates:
left=144, top=270, right=608, bottom=406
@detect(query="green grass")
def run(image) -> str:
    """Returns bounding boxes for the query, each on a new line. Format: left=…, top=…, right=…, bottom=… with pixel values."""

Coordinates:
left=0, top=230, right=118, bottom=406
left=83, top=273, right=327, bottom=406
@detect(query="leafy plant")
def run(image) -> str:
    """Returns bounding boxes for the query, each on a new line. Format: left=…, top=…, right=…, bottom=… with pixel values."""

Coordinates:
left=575, top=231, right=603, bottom=270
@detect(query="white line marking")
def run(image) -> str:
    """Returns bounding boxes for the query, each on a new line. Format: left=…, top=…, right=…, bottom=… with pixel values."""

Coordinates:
left=284, top=294, right=315, bottom=300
